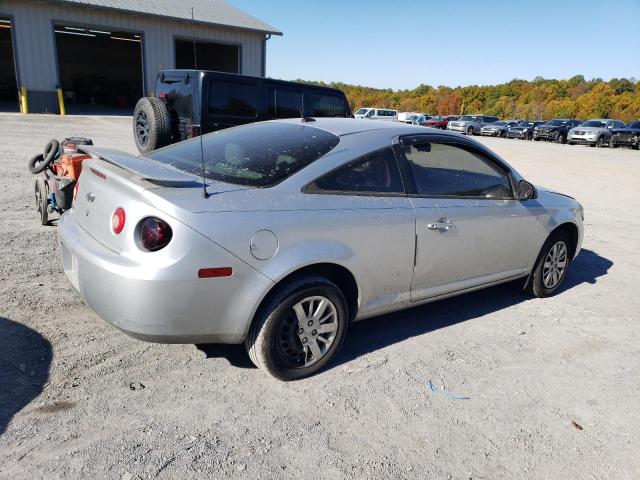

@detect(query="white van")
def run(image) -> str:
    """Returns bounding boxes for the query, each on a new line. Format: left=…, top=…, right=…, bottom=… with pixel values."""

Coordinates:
left=354, top=107, right=398, bottom=122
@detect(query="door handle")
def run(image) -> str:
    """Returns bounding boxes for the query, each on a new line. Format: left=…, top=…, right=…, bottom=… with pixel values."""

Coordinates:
left=427, top=218, right=455, bottom=231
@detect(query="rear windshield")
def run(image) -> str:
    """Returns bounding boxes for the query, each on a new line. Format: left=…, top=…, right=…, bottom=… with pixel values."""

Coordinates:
left=147, top=122, right=340, bottom=187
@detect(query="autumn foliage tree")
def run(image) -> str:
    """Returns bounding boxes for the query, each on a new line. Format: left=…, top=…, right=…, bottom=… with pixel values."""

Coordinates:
left=297, top=76, right=640, bottom=122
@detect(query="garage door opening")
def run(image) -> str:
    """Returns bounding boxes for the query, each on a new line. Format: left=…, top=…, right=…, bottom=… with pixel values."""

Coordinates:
left=0, top=18, right=19, bottom=112
left=55, top=24, right=143, bottom=114
left=175, top=39, right=239, bottom=73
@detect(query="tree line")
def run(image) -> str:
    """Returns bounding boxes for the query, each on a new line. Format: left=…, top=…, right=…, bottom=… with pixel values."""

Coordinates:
left=298, top=75, right=640, bottom=122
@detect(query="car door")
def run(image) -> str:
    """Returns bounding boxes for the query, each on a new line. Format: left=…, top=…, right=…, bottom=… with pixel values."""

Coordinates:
left=396, top=134, right=538, bottom=301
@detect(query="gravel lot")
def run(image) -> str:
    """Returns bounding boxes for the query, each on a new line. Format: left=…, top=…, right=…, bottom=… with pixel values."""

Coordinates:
left=1, top=113, right=639, bottom=480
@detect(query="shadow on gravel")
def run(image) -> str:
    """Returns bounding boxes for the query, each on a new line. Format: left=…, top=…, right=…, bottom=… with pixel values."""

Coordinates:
left=334, top=248, right=612, bottom=367
left=195, top=249, right=612, bottom=371
left=0, top=317, right=52, bottom=435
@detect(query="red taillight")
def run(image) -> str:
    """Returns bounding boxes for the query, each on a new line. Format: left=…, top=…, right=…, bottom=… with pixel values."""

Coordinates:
left=139, top=217, right=172, bottom=251
left=73, top=181, right=80, bottom=201
left=111, top=208, right=126, bottom=234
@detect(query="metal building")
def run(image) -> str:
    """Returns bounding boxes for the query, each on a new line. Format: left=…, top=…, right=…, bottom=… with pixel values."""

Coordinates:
left=0, top=0, right=281, bottom=114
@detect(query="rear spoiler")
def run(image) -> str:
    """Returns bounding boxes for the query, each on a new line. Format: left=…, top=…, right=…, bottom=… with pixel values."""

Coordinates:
left=78, top=146, right=198, bottom=185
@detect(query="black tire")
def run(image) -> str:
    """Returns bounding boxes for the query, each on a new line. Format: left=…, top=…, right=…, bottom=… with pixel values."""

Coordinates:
left=28, top=139, right=59, bottom=174
left=595, top=136, right=604, bottom=148
left=500, top=129, right=506, bottom=138
left=526, top=132, right=533, bottom=140
left=133, top=97, right=171, bottom=154
left=555, top=132, right=566, bottom=144
left=526, top=231, right=571, bottom=298
left=35, top=178, right=49, bottom=226
left=568, top=141, right=575, bottom=145
left=610, top=137, right=618, bottom=148
left=533, top=137, right=541, bottom=141
left=245, top=275, right=349, bottom=381
left=632, top=144, right=639, bottom=150
left=466, top=126, right=474, bottom=136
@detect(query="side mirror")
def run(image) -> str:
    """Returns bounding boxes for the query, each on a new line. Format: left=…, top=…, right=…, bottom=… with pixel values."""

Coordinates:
left=517, top=180, right=535, bottom=200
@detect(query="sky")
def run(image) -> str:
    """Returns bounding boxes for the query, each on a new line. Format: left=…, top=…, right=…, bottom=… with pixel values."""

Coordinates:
left=230, top=0, right=640, bottom=90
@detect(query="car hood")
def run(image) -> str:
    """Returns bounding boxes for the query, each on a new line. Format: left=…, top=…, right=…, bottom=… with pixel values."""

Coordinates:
left=538, top=125, right=559, bottom=130
left=573, top=126, right=605, bottom=131
left=536, top=187, right=578, bottom=205
left=612, top=128, right=640, bottom=134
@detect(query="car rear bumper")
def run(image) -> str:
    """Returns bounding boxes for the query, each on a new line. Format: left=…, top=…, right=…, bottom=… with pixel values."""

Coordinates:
left=58, top=210, right=273, bottom=344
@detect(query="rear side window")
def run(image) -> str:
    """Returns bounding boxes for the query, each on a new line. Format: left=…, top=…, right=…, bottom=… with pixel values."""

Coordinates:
left=208, top=80, right=257, bottom=117
left=313, top=93, right=347, bottom=117
left=268, top=88, right=302, bottom=119
left=402, top=142, right=513, bottom=198
left=309, top=147, right=403, bottom=194
left=147, top=122, right=339, bottom=187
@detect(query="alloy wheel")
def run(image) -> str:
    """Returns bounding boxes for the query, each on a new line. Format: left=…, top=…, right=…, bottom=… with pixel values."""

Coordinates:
left=542, top=241, right=568, bottom=289
left=135, top=111, right=150, bottom=146
left=276, top=296, right=339, bottom=368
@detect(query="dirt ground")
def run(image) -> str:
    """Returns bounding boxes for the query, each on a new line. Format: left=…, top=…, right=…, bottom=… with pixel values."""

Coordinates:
left=0, top=113, right=639, bottom=480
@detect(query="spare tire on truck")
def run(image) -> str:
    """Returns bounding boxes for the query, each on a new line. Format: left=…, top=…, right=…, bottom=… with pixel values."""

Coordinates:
left=133, top=97, right=171, bottom=154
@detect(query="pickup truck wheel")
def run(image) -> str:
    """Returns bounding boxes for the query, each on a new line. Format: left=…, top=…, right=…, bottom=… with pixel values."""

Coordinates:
left=527, top=231, right=571, bottom=298
left=466, top=126, right=474, bottom=135
left=245, top=276, right=348, bottom=381
left=133, top=97, right=171, bottom=154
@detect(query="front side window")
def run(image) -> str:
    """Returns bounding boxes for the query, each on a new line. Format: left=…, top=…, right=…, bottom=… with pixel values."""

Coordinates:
left=148, top=122, right=339, bottom=187
left=402, top=142, right=513, bottom=198
left=309, top=147, right=404, bottom=194
left=313, top=93, right=347, bottom=117
left=208, top=80, right=257, bottom=117
left=268, top=88, right=302, bottom=119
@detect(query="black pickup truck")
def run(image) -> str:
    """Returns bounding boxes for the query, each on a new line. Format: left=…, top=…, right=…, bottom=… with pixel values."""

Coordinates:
left=133, top=70, right=353, bottom=153
left=533, top=119, right=582, bottom=144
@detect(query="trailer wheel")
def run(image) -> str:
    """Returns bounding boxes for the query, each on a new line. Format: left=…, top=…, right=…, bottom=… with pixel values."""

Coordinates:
left=35, top=179, right=49, bottom=226
left=133, top=97, right=171, bottom=154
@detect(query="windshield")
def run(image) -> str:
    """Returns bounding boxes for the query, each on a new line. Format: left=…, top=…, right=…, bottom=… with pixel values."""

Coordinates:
left=147, top=122, right=340, bottom=187
left=545, top=120, right=565, bottom=126
left=627, top=122, right=640, bottom=129
left=354, top=108, right=369, bottom=115
left=407, top=115, right=419, bottom=121
left=581, top=121, right=606, bottom=128
left=491, top=121, right=507, bottom=126
left=516, top=121, right=532, bottom=127
left=459, top=115, right=478, bottom=121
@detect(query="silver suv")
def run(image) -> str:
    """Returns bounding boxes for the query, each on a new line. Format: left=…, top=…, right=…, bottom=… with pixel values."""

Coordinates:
left=567, top=119, right=626, bottom=147
left=447, top=115, right=499, bottom=135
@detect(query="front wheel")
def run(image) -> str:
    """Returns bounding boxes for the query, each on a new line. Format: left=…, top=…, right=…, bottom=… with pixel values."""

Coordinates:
left=610, top=137, right=618, bottom=148
left=555, top=133, right=566, bottom=144
left=245, top=276, right=348, bottom=381
left=526, top=132, right=533, bottom=140
left=466, top=126, right=474, bottom=136
left=595, top=136, right=604, bottom=148
left=527, top=231, right=571, bottom=297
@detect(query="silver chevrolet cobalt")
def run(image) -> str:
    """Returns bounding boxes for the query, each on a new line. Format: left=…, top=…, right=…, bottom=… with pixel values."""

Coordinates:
left=60, top=119, right=584, bottom=380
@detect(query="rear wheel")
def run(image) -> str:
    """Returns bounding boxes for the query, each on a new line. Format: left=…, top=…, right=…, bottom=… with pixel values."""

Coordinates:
left=245, top=276, right=348, bottom=381
left=35, top=179, right=49, bottom=226
left=133, top=97, right=171, bottom=154
left=527, top=231, right=571, bottom=297
left=466, top=126, right=474, bottom=135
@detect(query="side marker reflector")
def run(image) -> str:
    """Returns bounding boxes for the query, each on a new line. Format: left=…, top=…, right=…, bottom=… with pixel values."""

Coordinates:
left=198, top=267, right=233, bottom=278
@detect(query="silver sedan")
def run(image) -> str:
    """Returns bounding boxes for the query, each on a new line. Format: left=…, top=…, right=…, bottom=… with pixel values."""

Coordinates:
left=59, top=119, right=584, bottom=380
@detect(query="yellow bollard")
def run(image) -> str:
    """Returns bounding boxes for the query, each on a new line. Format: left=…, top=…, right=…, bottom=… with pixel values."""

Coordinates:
left=56, top=87, right=66, bottom=116
left=20, top=86, right=28, bottom=114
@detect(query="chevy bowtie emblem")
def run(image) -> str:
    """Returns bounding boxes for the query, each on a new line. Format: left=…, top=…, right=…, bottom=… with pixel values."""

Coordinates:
left=86, top=192, right=96, bottom=203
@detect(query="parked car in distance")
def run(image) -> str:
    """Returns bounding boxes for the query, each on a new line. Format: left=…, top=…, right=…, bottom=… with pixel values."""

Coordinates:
left=567, top=119, right=626, bottom=147
left=533, top=119, right=583, bottom=144
left=354, top=108, right=398, bottom=122
left=402, top=114, right=430, bottom=125
left=424, top=115, right=459, bottom=129
left=447, top=115, right=499, bottom=135
left=507, top=120, right=545, bottom=140
left=398, top=112, right=417, bottom=123
left=60, top=118, right=584, bottom=380
left=610, top=121, right=640, bottom=150
left=480, top=120, right=519, bottom=137
left=133, top=70, right=353, bottom=154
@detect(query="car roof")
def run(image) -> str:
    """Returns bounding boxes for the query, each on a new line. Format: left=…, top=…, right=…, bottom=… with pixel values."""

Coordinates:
left=275, top=118, right=424, bottom=137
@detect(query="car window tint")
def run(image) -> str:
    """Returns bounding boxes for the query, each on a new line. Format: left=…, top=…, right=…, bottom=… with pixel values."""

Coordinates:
left=208, top=81, right=257, bottom=117
left=310, top=147, right=403, bottom=194
left=147, top=122, right=339, bottom=187
left=268, top=88, right=302, bottom=119
left=403, top=142, right=513, bottom=198
left=313, top=94, right=347, bottom=117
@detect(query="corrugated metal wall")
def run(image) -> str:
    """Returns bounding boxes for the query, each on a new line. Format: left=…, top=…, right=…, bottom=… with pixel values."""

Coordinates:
left=1, top=0, right=265, bottom=110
